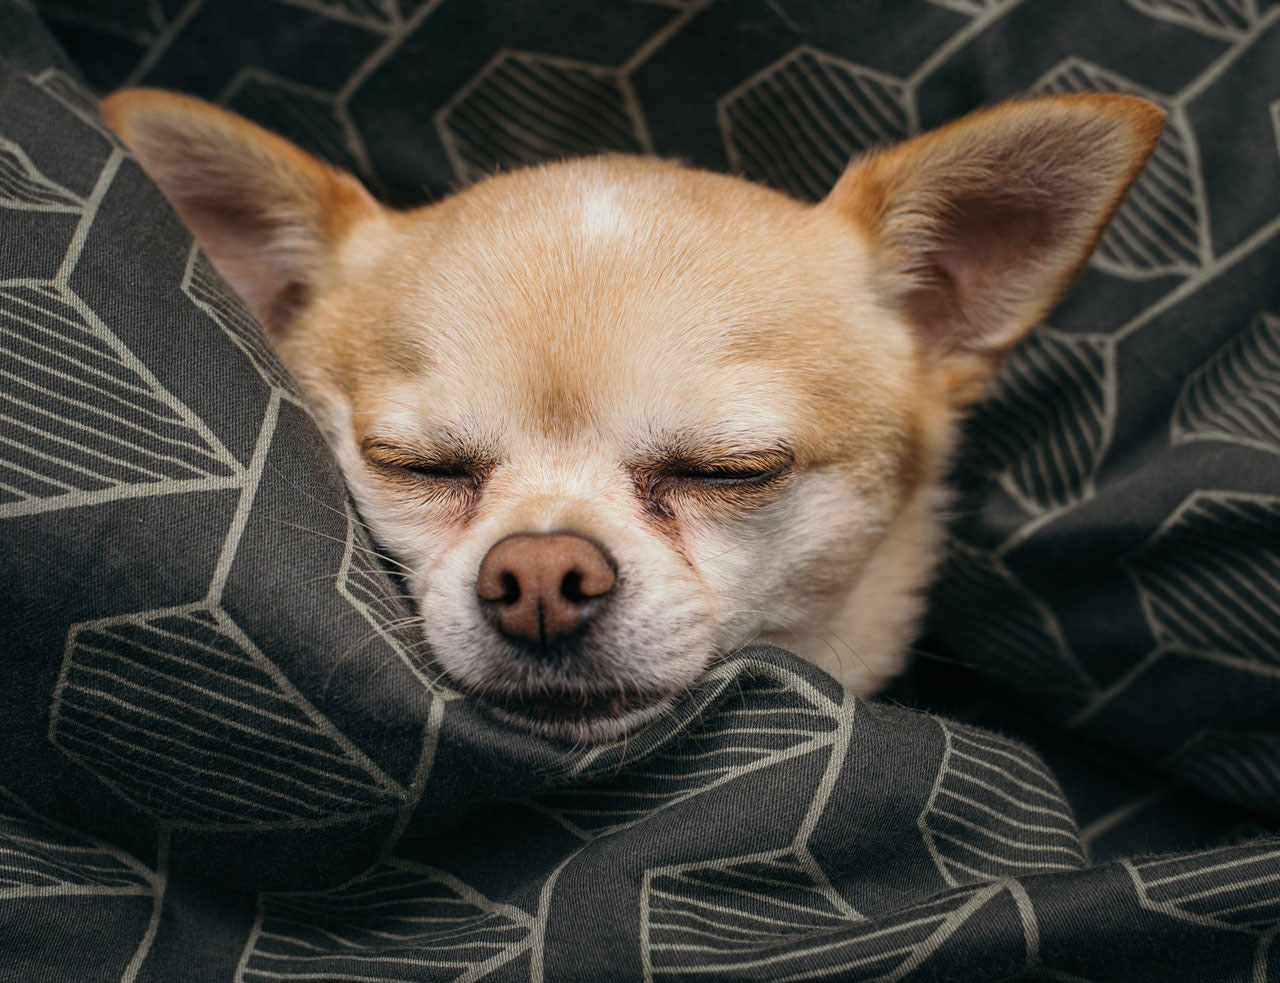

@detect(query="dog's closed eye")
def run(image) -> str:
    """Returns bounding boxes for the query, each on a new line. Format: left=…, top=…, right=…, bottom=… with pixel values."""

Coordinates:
left=635, top=448, right=795, bottom=518
left=391, top=458, right=481, bottom=483
left=361, top=441, right=490, bottom=504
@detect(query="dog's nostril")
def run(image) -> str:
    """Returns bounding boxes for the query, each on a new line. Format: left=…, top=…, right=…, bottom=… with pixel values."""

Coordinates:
left=498, top=571, right=521, bottom=605
left=561, top=570, right=585, bottom=604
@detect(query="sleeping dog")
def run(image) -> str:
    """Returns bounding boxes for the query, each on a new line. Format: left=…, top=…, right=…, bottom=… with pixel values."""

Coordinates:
left=101, top=89, right=1162, bottom=739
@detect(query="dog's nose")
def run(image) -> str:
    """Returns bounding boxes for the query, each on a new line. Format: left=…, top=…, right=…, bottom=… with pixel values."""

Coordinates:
left=475, top=533, right=616, bottom=648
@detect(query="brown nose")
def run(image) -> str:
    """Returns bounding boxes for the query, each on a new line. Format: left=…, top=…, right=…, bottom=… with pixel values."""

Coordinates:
left=475, top=533, right=616, bottom=648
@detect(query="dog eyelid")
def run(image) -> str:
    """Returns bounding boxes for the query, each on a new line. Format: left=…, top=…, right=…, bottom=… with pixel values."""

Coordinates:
left=360, top=439, right=489, bottom=485
left=633, top=448, right=795, bottom=513
left=660, top=447, right=794, bottom=481
left=667, top=457, right=792, bottom=483
left=398, top=459, right=479, bottom=480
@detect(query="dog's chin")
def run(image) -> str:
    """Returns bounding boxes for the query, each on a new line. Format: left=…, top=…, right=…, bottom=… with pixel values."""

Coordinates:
left=463, top=683, right=675, bottom=742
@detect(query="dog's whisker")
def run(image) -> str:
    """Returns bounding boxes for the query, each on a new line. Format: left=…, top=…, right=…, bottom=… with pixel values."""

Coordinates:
left=708, top=590, right=875, bottom=684
left=260, top=517, right=419, bottom=577
left=283, top=572, right=421, bottom=604
left=902, top=645, right=981, bottom=670
left=263, top=462, right=405, bottom=544
left=319, top=615, right=433, bottom=692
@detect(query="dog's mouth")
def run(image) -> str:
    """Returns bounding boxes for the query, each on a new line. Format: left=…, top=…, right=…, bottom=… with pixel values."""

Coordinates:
left=472, top=684, right=675, bottom=741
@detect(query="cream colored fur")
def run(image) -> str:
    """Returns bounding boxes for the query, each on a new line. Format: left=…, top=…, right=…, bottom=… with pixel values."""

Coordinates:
left=101, top=90, right=1164, bottom=739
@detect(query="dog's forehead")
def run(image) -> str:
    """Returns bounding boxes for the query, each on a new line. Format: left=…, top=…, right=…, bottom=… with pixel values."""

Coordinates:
left=351, top=157, right=915, bottom=454
left=387, top=156, right=870, bottom=336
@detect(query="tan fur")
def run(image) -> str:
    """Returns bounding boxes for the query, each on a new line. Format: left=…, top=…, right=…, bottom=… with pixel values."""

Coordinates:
left=101, top=90, right=1163, bottom=739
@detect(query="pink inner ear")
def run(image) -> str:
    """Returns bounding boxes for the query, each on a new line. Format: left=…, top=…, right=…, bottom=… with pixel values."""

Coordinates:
left=903, top=194, right=1061, bottom=356
left=178, top=200, right=309, bottom=336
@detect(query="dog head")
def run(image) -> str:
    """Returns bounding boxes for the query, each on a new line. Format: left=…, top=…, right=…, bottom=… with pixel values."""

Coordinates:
left=102, top=90, right=1162, bottom=739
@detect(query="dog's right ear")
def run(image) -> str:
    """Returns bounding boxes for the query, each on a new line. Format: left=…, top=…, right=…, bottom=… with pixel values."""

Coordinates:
left=823, top=94, right=1164, bottom=404
left=100, top=89, right=382, bottom=335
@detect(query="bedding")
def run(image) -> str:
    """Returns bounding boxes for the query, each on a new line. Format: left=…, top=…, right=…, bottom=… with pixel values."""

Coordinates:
left=1, top=0, right=1278, bottom=979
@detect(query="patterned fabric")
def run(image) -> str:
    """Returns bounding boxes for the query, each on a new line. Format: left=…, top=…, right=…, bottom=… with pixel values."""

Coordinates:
left=1, top=0, right=1278, bottom=979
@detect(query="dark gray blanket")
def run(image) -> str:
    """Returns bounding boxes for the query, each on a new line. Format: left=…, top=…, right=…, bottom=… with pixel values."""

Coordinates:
left=2, top=0, right=1279, bottom=979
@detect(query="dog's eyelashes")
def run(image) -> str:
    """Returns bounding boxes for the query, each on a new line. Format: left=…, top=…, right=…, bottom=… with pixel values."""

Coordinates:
left=668, top=463, right=786, bottom=485
left=361, top=444, right=489, bottom=498
left=635, top=449, right=795, bottom=516
left=660, top=447, right=794, bottom=486
left=372, top=456, right=479, bottom=483
left=398, top=459, right=479, bottom=482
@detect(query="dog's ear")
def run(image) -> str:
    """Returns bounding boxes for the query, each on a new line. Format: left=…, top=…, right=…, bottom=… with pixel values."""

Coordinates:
left=823, top=94, right=1164, bottom=402
left=100, top=89, right=382, bottom=335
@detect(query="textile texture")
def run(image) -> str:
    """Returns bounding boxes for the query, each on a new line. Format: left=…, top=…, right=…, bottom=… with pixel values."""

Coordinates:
left=2, top=0, right=1279, bottom=979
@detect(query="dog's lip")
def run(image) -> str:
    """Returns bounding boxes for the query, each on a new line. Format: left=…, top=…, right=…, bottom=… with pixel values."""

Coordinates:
left=468, top=683, right=675, bottom=738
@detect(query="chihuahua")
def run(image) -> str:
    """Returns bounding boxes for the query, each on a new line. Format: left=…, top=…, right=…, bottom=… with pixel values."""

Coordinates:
left=101, top=89, right=1163, bottom=739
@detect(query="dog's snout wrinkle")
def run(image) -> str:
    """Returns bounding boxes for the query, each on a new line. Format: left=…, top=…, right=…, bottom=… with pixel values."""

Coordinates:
left=476, top=533, right=615, bottom=648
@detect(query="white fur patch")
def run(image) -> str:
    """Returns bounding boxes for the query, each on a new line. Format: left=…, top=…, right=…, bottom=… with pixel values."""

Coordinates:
left=579, top=185, right=629, bottom=244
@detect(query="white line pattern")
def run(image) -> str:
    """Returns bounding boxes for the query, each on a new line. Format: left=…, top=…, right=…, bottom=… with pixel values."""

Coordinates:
left=30, top=69, right=129, bottom=148
left=1125, top=0, right=1258, bottom=39
left=0, top=282, right=243, bottom=517
left=636, top=666, right=859, bottom=981
left=181, top=246, right=302, bottom=397
left=336, top=499, right=451, bottom=693
left=1125, top=491, right=1280, bottom=669
left=719, top=46, right=909, bottom=202
left=221, top=69, right=366, bottom=176
left=1165, top=729, right=1280, bottom=817
left=643, top=852, right=857, bottom=972
left=1273, top=98, right=1280, bottom=163
left=273, top=0, right=400, bottom=30
left=238, top=859, right=533, bottom=983
left=929, top=541, right=1093, bottom=699
left=532, top=668, right=840, bottom=840
left=0, top=784, right=154, bottom=901
left=1128, top=842, right=1280, bottom=933
left=0, top=136, right=85, bottom=211
left=1172, top=310, right=1280, bottom=455
left=437, top=50, right=645, bottom=185
left=645, top=882, right=1004, bottom=982
left=927, top=0, right=1004, bottom=13
left=49, top=604, right=406, bottom=830
left=921, top=723, right=1084, bottom=887
left=967, top=328, right=1114, bottom=514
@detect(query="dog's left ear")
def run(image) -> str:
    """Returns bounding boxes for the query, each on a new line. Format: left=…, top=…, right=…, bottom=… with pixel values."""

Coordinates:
left=101, top=89, right=382, bottom=336
left=823, top=94, right=1164, bottom=402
